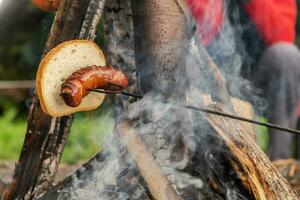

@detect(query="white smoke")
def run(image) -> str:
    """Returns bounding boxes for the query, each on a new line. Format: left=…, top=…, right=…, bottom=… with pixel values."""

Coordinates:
left=59, top=1, right=267, bottom=199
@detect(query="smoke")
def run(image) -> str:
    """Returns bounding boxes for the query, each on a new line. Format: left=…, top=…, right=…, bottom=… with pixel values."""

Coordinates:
left=183, top=1, right=265, bottom=198
left=56, top=133, right=150, bottom=200
left=59, top=1, right=267, bottom=199
left=188, top=0, right=267, bottom=113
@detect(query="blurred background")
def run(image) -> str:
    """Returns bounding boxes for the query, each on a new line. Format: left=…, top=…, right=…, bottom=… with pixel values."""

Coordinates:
left=0, top=0, right=114, bottom=165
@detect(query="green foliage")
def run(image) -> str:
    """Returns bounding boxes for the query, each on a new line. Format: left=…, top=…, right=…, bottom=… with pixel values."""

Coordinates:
left=255, top=116, right=269, bottom=152
left=0, top=102, right=115, bottom=164
left=0, top=108, right=26, bottom=160
left=62, top=105, right=115, bottom=164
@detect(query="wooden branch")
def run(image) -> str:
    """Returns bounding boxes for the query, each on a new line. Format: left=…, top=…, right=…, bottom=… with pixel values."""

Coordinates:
left=3, top=0, right=105, bottom=199
left=201, top=94, right=256, bottom=139
left=160, top=0, right=232, bottom=108
left=191, top=37, right=233, bottom=110
left=117, top=122, right=182, bottom=200
left=205, top=103, right=298, bottom=200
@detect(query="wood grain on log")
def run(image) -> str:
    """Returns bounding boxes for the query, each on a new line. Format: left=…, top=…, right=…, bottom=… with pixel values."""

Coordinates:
left=3, top=0, right=105, bottom=199
left=201, top=94, right=256, bottom=139
left=117, top=122, right=182, bottom=200
left=205, top=103, right=298, bottom=200
left=131, top=0, right=187, bottom=97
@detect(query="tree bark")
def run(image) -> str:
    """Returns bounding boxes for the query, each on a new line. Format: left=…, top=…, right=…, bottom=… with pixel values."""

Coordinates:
left=205, top=103, right=298, bottom=200
left=131, top=0, right=187, bottom=97
left=102, top=0, right=137, bottom=116
left=3, top=0, right=105, bottom=199
left=201, top=94, right=256, bottom=139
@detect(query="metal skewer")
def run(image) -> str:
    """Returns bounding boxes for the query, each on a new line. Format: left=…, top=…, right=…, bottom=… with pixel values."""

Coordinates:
left=89, top=89, right=143, bottom=98
left=89, top=89, right=300, bottom=135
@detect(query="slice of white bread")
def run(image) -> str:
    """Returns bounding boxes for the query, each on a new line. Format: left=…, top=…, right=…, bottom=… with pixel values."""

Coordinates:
left=36, top=40, right=106, bottom=117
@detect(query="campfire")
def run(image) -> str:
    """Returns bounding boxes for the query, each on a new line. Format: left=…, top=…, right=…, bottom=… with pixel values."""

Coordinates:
left=3, top=0, right=299, bottom=200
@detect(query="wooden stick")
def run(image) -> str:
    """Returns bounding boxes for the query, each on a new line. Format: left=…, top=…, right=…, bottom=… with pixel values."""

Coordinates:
left=205, top=103, right=298, bottom=200
left=195, top=41, right=233, bottom=110
left=117, top=122, right=182, bottom=200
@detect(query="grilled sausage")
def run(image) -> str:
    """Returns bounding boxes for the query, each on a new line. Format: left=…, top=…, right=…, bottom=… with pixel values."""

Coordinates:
left=60, top=65, right=128, bottom=107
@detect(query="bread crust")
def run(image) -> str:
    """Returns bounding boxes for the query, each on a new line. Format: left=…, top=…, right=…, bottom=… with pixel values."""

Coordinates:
left=35, top=40, right=106, bottom=117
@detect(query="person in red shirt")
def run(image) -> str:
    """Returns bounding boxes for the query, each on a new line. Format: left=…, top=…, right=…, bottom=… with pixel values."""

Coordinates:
left=188, top=0, right=300, bottom=160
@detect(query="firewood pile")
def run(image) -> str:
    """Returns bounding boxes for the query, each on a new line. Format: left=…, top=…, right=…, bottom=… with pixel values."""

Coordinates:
left=2, top=0, right=300, bottom=199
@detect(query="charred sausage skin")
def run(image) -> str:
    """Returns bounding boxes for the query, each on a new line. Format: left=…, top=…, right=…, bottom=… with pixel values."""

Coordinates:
left=60, top=65, right=128, bottom=107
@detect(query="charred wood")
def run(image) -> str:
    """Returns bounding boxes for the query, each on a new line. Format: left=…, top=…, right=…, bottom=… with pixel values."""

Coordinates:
left=37, top=147, right=152, bottom=200
left=102, top=0, right=137, bottom=116
left=117, top=122, right=182, bottom=200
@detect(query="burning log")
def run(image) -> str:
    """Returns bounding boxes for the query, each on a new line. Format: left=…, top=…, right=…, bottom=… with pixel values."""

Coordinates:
left=201, top=94, right=256, bottom=139
left=186, top=15, right=233, bottom=110
left=205, top=103, right=298, bottom=199
left=117, top=122, right=182, bottom=200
